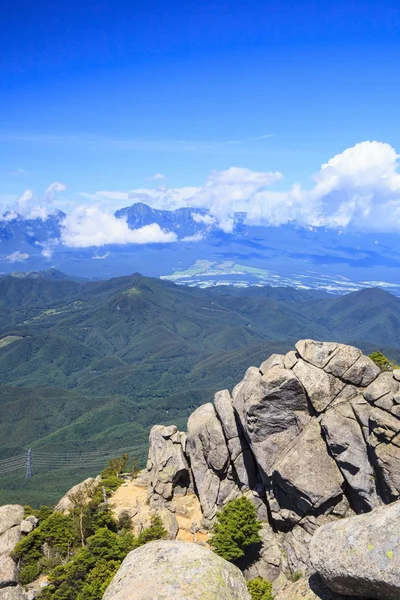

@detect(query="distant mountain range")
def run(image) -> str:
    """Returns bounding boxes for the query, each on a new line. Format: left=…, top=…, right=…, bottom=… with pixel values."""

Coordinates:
left=2, top=202, right=400, bottom=294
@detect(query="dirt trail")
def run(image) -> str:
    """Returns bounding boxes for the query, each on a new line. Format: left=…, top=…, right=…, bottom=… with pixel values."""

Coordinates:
left=111, top=477, right=209, bottom=544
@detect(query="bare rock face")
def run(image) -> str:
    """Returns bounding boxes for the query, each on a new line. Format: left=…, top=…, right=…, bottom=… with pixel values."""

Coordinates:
left=213, top=389, right=258, bottom=490
left=54, top=477, right=99, bottom=513
left=0, top=554, right=18, bottom=589
left=292, top=359, right=345, bottom=413
left=102, top=540, right=251, bottom=600
left=0, top=588, right=28, bottom=600
left=270, top=418, right=345, bottom=525
left=367, top=405, right=400, bottom=501
left=0, top=505, right=23, bottom=592
left=321, top=400, right=380, bottom=512
left=147, top=425, right=189, bottom=507
left=275, top=573, right=364, bottom=600
left=0, top=527, right=21, bottom=557
left=232, top=365, right=310, bottom=479
left=0, top=506, right=23, bottom=537
left=310, top=501, right=400, bottom=600
left=294, top=340, right=340, bottom=369
left=186, top=404, right=239, bottom=520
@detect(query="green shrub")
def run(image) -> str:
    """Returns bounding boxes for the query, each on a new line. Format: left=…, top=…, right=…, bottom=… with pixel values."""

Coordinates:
left=38, top=521, right=165, bottom=600
left=291, top=570, right=302, bottom=582
left=19, top=562, right=41, bottom=586
left=118, top=510, right=133, bottom=532
left=369, top=351, right=398, bottom=371
left=133, top=515, right=167, bottom=548
left=100, top=476, right=123, bottom=493
left=247, top=577, right=274, bottom=600
left=13, top=511, right=78, bottom=585
left=101, top=454, right=129, bottom=479
left=210, top=496, right=262, bottom=562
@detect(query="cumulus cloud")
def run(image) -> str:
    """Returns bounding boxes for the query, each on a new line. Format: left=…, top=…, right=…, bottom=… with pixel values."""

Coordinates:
left=60, top=205, right=178, bottom=247
left=0, top=182, right=67, bottom=221
left=151, top=173, right=165, bottom=180
left=119, top=141, right=400, bottom=233
left=4, top=141, right=400, bottom=247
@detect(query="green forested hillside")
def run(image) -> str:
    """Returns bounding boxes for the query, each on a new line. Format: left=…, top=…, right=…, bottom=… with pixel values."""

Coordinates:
left=1, top=271, right=400, bottom=505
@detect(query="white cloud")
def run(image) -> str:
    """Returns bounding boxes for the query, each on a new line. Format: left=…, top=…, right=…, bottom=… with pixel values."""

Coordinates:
left=181, top=232, right=205, bottom=242
left=79, top=190, right=131, bottom=202
left=44, top=181, right=66, bottom=200
left=0, top=182, right=67, bottom=221
left=34, top=238, right=59, bottom=258
left=60, top=205, right=178, bottom=247
left=4, top=251, right=29, bottom=262
left=151, top=173, right=165, bottom=180
left=192, top=213, right=217, bottom=226
left=120, top=141, right=400, bottom=233
left=4, top=140, right=400, bottom=242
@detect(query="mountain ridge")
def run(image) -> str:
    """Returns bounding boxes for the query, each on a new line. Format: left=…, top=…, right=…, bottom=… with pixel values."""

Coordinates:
left=2, top=202, right=400, bottom=293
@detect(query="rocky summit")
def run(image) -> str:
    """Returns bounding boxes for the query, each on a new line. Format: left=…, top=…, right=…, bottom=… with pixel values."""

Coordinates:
left=143, top=339, right=400, bottom=597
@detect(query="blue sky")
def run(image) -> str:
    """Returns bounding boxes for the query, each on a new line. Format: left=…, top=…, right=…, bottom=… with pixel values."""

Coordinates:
left=2, top=0, right=400, bottom=230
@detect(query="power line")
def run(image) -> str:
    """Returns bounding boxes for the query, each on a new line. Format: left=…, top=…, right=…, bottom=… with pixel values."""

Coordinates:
left=0, top=443, right=149, bottom=478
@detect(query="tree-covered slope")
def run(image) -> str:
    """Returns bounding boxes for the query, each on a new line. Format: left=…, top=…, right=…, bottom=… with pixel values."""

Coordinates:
left=1, top=272, right=400, bottom=505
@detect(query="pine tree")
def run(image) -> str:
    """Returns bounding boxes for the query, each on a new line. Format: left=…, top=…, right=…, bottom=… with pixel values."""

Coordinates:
left=210, top=496, right=262, bottom=562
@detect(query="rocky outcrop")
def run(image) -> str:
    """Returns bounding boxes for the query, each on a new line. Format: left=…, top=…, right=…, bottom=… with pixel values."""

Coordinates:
left=186, top=403, right=241, bottom=521
left=0, top=505, right=27, bottom=598
left=214, top=389, right=258, bottom=490
left=0, top=507, right=24, bottom=537
left=147, top=425, right=189, bottom=507
left=275, top=573, right=364, bottom=600
left=310, top=501, right=400, bottom=600
left=146, top=339, right=400, bottom=581
left=0, top=589, right=28, bottom=600
left=232, top=364, right=310, bottom=477
left=102, top=540, right=251, bottom=600
left=54, top=477, right=99, bottom=513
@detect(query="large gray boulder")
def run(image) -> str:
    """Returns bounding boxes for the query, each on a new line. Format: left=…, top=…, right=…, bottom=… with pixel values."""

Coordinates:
left=0, top=506, right=23, bottom=592
left=102, top=540, right=251, bottom=600
left=320, top=400, right=380, bottom=512
left=292, top=359, right=345, bottom=413
left=213, top=389, right=258, bottom=489
left=0, top=588, right=28, bottom=600
left=0, top=506, right=23, bottom=537
left=310, top=501, right=400, bottom=600
left=368, top=406, right=400, bottom=501
left=270, top=418, right=345, bottom=524
left=0, top=554, right=18, bottom=589
left=186, top=403, right=239, bottom=520
left=232, top=365, right=310, bottom=480
left=0, top=527, right=21, bottom=556
left=295, top=340, right=340, bottom=369
left=147, top=425, right=189, bottom=506
left=295, top=340, right=380, bottom=387
left=275, top=573, right=364, bottom=600
left=54, top=477, right=98, bottom=513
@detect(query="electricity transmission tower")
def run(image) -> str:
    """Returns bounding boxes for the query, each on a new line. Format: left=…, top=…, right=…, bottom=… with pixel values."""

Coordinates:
left=25, top=449, right=32, bottom=479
